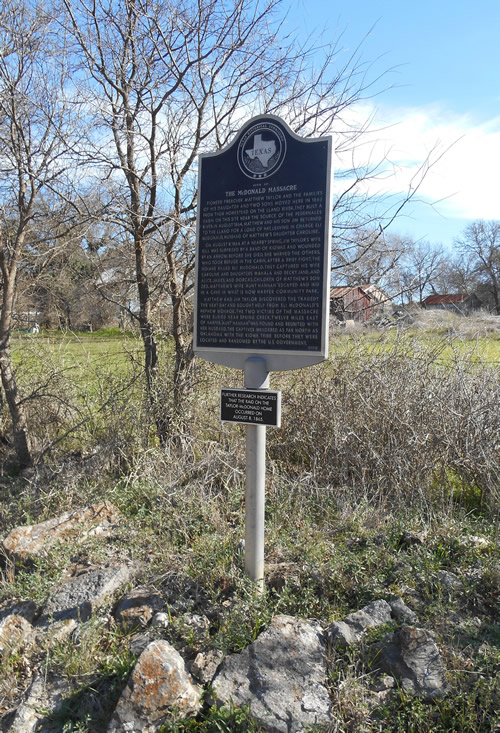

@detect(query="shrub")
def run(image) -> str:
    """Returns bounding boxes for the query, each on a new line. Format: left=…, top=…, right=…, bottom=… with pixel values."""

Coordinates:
left=269, top=332, right=499, bottom=514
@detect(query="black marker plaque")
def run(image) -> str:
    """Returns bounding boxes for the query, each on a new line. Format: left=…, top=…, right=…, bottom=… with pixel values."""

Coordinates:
left=221, top=388, right=281, bottom=427
left=194, top=114, right=332, bottom=371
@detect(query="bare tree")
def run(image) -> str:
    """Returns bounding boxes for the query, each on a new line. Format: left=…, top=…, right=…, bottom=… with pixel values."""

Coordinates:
left=434, top=254, right=474, bottom=297
left=455, top=220, right=500, bottom=313
left=331, top=227, right=411, bottom=295
left=0, top=0, right=79, bottom=466
left=399, top=240, right=446, bottom=304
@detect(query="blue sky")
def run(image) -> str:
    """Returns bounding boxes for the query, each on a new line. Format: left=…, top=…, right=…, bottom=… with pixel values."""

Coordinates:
left=286, top=0, right=500, bottom=249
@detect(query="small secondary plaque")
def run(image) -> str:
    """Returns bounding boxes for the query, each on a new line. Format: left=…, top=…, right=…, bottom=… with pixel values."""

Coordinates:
left=221, top=388, right=281, bottom=427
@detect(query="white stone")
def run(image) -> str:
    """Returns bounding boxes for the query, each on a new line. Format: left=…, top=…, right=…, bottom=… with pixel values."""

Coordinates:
left=213, top=614, right=332, bottom=732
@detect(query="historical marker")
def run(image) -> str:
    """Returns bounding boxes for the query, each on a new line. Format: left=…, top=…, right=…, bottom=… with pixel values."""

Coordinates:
left=221, top=388, right=281, bottom=427
left=194, top=114, right=332, bottom=371
left=194, top=115, right=332, bottom=591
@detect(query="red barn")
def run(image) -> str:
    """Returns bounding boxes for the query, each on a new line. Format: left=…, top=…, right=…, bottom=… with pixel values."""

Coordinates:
left=330, top=286, right=372, bottom=322
left=421, top=293, right=482, bottom=314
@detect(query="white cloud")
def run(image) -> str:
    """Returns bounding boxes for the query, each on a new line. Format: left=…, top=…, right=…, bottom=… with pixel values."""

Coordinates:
left=333, top=103, right=500, bottom=222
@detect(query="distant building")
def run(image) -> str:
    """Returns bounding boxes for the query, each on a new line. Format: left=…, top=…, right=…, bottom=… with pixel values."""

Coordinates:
left=330, top=284, right=393, bottom=322
left=421, top=293, right=482, bottom=314
left=330, top=286, right=372, bottom=322
left=360, top=284, right=393, bottom=312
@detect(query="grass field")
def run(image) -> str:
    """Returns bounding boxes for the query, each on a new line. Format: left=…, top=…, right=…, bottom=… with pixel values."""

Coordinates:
left=12, top=328, right=143, bottom=371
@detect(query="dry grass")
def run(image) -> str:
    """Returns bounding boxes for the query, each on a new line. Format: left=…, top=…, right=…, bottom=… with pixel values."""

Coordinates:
left=409, top=308, right=500, bottom=336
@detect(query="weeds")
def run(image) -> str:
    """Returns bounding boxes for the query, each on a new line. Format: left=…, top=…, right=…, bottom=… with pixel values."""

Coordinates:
left=46, top=616, right=135, bottom=682
left=159, top=702, right=263, bottom=732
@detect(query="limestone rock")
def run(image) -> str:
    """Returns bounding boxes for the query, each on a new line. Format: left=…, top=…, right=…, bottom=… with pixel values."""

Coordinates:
left=182, top=613, right=210, bottom=643
left=389, top=597, right=417, bottom=624
left=108, top=640, right=202, bottom=732
left=0, top=599, right=38, bottom=624
left=370, top=674, right=396, bottom=693
left=2, top=502, right=122, bottom=562
left=435, top=570, right=463, bottom=592
left=191, top=649, right=224, bottom=684
left=327, top=600, right=393, bottom=648
left=344, top=600, right=393, bottom=633
left=8, top=673, right=72, bottom=732
left=400, top=530, right=427, bottom=547
left=129, top=632, right=156, bottom=658
left=35, top=618, right=79, bottom=648
left=327, top=620, right=361, bottom=647
left=376, top=625, right=447, bottom=700
left=212, top=614, right=332, bottom=733
left=114, top=586, right=164, bottom=630
left=460, top=534, right=490, bottom=550
left=37, top=563, right=138, bottom=627
left=0, top=613, right=33, bottom=656
left=151, top=611, right=170, bottom=629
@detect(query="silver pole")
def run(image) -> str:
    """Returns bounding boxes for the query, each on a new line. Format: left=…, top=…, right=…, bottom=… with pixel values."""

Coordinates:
left=244, top=357, right=269, bottom=592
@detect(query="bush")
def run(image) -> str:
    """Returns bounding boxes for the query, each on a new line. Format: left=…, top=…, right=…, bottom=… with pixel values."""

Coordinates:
left=269, top=332, right=499, bottom=514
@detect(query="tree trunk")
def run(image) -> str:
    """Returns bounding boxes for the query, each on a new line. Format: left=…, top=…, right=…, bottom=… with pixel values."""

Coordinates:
left=172, top=292, right=194, bottom=415
left=133, top=231, right=170, bottom=443
left=0, top=344, right=33, bottom=468
left=0, top=250, right=33, bottom=468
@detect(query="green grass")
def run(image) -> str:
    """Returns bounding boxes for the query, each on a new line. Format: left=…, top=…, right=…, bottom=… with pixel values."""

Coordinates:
left=159, top=703, right=263, bottom=732
left=11, top=320, right=500, bottom=376
left=329, top=327, right=500, bottom=366
left=12, top=329, right=143, bottom=371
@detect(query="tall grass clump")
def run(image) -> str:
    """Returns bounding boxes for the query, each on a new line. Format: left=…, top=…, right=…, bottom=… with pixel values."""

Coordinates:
left=269, top=331, right=499, bottom=515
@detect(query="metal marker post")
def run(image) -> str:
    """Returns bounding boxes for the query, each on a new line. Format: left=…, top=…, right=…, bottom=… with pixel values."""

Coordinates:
left=244, top=357, right=269, bottom=592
